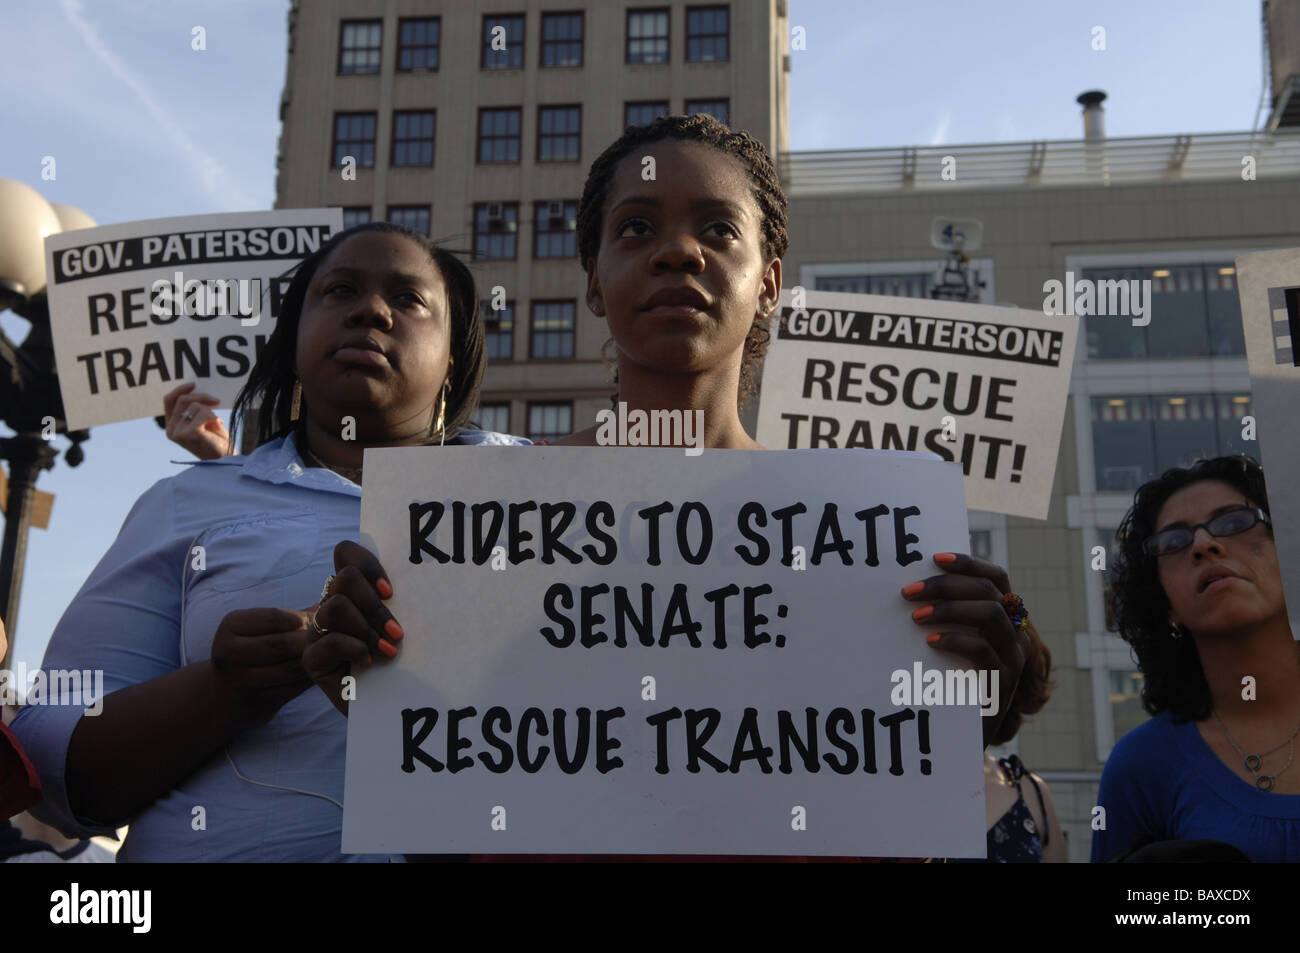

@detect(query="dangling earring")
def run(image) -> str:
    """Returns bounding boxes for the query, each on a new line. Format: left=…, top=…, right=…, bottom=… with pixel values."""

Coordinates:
left=290, top=380, right=302, bottom=421
left=436, top=381, right=449, bottom=446
left=1170, top=623, right=1183, bottom=640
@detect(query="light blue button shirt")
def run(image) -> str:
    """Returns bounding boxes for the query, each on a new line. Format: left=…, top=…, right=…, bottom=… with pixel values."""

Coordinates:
left=11, top=430, right=529, bottom=862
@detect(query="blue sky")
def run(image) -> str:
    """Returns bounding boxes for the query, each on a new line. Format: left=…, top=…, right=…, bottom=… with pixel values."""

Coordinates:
left=0, top=0, right=1266, bottom=672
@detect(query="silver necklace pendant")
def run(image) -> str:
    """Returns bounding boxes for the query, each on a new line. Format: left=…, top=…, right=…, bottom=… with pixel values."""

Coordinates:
left=1245, top=754, right=1263, bottom=772
left=1257, top=775, right=1274, bottom=792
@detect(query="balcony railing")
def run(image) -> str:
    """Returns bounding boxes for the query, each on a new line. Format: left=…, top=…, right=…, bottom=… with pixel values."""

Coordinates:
left=779, top=130, right=1300, bottom=194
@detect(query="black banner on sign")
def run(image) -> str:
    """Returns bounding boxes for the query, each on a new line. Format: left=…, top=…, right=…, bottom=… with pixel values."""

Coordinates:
left=778, top=307, right=1065, bottom=367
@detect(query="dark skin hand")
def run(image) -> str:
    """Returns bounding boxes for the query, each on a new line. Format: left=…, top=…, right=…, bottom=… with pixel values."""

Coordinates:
left=302, top=541, right=403, bottom=714
left=900, top=551, right=1030, bottom=749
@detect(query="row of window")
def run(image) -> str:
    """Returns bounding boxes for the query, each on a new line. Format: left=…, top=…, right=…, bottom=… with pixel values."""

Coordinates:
left=481, top=300, right=578, bottom=361
left=341, top=203, right=580, bottom=261
left=476, top=402, right=573, bottom=443
left=338, top=7, right=729, bottom=75
left=1090, top=393, right=1254, bottom=492
left=330, top=100, right=729, bottom=170
left=816, top=264, right=1246, bottom=360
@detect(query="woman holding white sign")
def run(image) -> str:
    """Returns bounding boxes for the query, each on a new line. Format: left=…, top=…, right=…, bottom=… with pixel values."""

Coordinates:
left=306, top=118, right=1037, bottom=864
left=10, top=222, right=528, bottom=861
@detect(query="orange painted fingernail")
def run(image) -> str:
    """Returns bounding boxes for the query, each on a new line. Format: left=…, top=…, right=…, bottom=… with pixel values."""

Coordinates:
left=377, top=638, right=398, bottom=658
left=911, top=605, right=934, bottom=622
left=384, top=619, right=404, bottom=641
left=902, top=582, right=925, bottom=597
left=376, top=578, right=393, bottom=599
left=925, top=632, right=942, bottom=644
left=933, top=553, right=957, bottom=564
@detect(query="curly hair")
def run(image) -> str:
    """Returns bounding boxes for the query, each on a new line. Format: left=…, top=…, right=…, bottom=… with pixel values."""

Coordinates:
left=991, top=617, right=1054, bottom=746
left=576, top=113, right=789, bottom=409
left=231, top=222, right=486, bottom=448
left=1110, top=455, right=1272, bottom=723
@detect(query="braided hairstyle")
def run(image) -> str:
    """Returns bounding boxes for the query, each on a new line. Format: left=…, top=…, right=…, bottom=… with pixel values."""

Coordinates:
left=577, top=113, right=789, bottom=409
left=1110, top=455, right=1272, bottom=723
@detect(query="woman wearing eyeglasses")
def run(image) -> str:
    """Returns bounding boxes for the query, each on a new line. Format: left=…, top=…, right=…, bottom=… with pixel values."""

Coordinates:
left=1092, top=455, right=1300, bottom=862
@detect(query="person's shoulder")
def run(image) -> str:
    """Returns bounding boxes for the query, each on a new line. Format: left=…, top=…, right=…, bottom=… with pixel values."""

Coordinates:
left=451, top=429, right=533, bottom=447
left=1103, top=712, right=1184, bottom=783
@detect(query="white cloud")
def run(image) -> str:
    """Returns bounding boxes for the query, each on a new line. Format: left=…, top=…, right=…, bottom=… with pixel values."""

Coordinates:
left=928, top=110, right=952, bottom=146
left=57, top=0, right=256, bottom=211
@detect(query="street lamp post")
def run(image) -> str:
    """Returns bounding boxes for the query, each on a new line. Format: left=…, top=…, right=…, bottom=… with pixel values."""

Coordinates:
left=0, top=178, right=95, bottom=669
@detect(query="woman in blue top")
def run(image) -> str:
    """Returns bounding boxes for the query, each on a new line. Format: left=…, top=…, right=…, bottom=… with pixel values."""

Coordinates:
left=10, top=222, right=528, bottom=861
left=1093, top=455, right=1300, bottom=862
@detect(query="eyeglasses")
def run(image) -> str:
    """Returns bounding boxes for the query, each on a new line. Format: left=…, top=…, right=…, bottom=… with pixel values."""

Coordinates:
left=1143, top=506, right=1271, bottom=557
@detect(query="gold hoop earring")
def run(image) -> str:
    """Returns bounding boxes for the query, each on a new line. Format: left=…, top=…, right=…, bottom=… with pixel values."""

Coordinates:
left=436, top=381, right=449, bottom=446
left=289, top=380, right=302, bottom=422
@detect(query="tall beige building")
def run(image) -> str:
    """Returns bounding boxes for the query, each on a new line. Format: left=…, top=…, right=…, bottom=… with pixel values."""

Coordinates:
left=275, top=0, right=789, bottom=441
left=275, top=0, right=1300, bottom=861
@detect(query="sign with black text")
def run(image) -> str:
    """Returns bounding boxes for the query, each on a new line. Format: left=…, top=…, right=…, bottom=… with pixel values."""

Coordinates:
left=343, top=447, right=987, bottom=857
left=45, top=209, right=342, bottom=429
left=756, top=290, right=1079, bottom=519
left=1236, top=248, right=1300, bottom=638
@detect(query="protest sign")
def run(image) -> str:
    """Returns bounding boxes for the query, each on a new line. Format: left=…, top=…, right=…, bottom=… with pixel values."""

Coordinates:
left=343, top=447, right=987, bottom=857
left=44, top=208, right=342, bottom=429
left=1235, top=248, right=1300, bottom=638
left=756, top=290, right=1079, bottom=519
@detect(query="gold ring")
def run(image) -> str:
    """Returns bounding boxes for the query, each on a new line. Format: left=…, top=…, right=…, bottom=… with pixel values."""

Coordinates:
left=309, top=611, right=327, bottom=636
left=321, top=574, right=335, bottom=602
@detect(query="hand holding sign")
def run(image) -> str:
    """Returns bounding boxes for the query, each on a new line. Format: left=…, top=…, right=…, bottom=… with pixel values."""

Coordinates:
left=302, top=541, right=403, bottom=714
left=162, top=382, right=231, bottom=460
left=902, top=552, right=1029, bottom=747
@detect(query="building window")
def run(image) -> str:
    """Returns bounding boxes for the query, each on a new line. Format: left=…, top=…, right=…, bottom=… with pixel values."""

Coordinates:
left=625, top=101, right=670, bottom=128
left=473, top=203, right=519, bottom=260
left=686, top=6, right=729, bottom=62
left=338, top=20, right=382, bottom=74
left=386, top=205, right=430, bottom=236
left=1083, top=264, right=1246, bottom=360
left=482, top=299, right=515, bottom=360
left=1110, top=669, right=1147, bottom=742
left=814, top=272, right=934, bottom=298
left=391, top=110, right=435, bottom=166
left=477, top=108, right=522, bottom=163
left=528, top=402, right=573, bottom=442
left=627, top=8, right=670, bottom=64
left=534, top=201, right=578, bottom=259
left=397, top=17, right=440, bottom=71
left=332, top=112, right=377, bottom=168
left=538, top=106, right=581, bottom=162
left=542, top=12, right=584, bottom=67
left=531, top=300, right=576, bottom=358
left=341, top=207, right=371, bottom=229
left=685, top=99, right=729, bottom=125
left=482, top=14, right=525, bottom=69
left=477, top=402, right=511, bottom=434
left=968, top=529, right=993, bottom=561
left=1090, top=393, right=1253, bottom=492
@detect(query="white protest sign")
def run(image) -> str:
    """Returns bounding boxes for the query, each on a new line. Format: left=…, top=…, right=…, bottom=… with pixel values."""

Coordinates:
left=44, top=208, right=343, bottom=429
left=1235, top=248, right=1300, bottom=638
left=756, top=290, right=1080, bottom=520
left=344, top=447, right=987, bottom=857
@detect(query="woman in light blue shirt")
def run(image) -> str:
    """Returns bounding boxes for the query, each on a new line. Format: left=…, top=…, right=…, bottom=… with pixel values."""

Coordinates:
left=12, top=223, right=528, bottom=861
